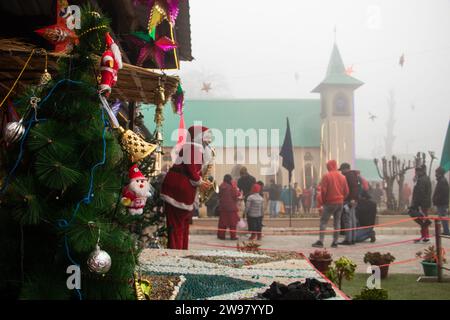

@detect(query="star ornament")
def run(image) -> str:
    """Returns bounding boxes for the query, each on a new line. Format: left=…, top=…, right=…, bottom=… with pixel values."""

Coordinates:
left=35, top=0, right=79, bottom=53
left=127, top=32, right=177, bottom=69
left=201, top=83, right=212, bottom=93
left=399, top=54, right=405, bottom=67
left=345, top=65, right=355, bottom=76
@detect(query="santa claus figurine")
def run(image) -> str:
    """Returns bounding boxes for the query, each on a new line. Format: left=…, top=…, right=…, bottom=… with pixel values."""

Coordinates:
left=160, top=125, right=213, bottom=250
left=121, top=164, right=152, bottom=215
left=99, top=32, right=123, bottom=96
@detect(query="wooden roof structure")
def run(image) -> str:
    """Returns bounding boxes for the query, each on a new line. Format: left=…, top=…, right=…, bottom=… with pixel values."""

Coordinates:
left=0, top=0, right=192, bottom=103
left=0, top=39, right=179, bottom=105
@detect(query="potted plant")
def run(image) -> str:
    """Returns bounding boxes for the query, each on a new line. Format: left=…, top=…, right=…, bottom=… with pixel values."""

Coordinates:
left=325, top=257, right=357, bottom=290
left=309, top=249, right=333, bottom=273
left=363, top=252, right=395, bottom=279
left=353, top=287, right=388, bottom=300
left=416, top=245, right=447, bottom=277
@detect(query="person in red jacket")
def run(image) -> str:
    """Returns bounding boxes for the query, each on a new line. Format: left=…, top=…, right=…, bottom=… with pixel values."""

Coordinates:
left=161, top=125, right=212, bottom=250
left=312, top=160, right=349, bottom=248
left=217, top=174, right=241, bottom=240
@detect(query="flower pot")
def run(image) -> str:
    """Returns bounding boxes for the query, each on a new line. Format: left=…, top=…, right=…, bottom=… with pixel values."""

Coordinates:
left=367, top=263, right=391, bottom=279
left=421, top=261, right=438, bottom=277
left=310, top=258, right=332, bottom=273
left=379, top=265, right=390, bottom=279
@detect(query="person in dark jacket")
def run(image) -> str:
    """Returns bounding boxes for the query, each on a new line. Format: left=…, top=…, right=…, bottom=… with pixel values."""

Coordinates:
left=410, top=165, right=432, bottom=243
left=237, top=167, right=256, bottom=201
left=217, top=174, right=241, bottom=240
left=355, top=191, right=377, bottom=242
left=266, top=179, right=282, bottom=217
left=433, top=167, right=450, bottom=235
left=339, top=163, right=359, bottom=245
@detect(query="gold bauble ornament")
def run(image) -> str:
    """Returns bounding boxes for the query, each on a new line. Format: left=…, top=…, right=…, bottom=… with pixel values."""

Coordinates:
left=40, top=69, right=52, bottom=86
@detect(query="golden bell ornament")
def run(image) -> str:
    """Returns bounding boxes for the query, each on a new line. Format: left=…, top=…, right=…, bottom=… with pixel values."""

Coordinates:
left=118, top=127, right=157, bottom=163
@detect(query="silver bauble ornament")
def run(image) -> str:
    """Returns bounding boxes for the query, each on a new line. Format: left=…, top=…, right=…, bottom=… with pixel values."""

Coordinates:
left=87, top=244, right=111, bottom=274
left=4, top=119, right=25, bottom=144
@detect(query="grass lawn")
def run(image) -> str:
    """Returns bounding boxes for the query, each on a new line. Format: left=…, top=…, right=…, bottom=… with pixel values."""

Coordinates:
left=341, top=274, right=450, bottom=300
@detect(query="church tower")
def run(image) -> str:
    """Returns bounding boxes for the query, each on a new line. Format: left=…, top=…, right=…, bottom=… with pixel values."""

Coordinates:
left=312, top=42, right=364, bottom=176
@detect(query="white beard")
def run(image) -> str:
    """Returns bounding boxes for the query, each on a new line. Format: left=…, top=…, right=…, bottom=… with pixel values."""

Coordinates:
left=129, top=179, right=150, bottom=197
left=110, top=43, right=123, bottom=69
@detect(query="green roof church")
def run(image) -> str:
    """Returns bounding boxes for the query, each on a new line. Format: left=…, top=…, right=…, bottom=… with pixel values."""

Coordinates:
left=143, top=42, right=380, bottom=187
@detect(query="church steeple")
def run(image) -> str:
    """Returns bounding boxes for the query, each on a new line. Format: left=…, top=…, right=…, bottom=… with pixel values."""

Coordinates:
left=312, top=42, right=364, bottom=93
left=326, top=43, right=346, bottom=77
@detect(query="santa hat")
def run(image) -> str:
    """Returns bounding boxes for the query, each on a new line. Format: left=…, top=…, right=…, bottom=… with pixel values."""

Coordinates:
left=188, top=125, right=209, bottom=142
left=129, top=164, right=145, bottom=180
left=105, top=32, right=123, bottom=69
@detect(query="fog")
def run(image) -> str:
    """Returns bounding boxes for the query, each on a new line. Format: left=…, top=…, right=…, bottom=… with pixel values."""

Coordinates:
left=179, top=0, right=450, bottom=160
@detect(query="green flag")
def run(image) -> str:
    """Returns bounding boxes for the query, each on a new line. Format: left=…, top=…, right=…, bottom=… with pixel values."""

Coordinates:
left=440, top=120, right=450, bottom=172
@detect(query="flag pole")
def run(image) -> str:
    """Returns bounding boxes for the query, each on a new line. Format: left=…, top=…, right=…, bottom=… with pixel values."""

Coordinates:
left=289, top=174, right=292, bottom=228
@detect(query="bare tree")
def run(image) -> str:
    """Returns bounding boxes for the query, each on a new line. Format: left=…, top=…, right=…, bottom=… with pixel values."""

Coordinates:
left=374, top=155, right=414, bottom=211
left=394, top=157, right=414, bottom=210
left=374, top=157, right=397, bottom=210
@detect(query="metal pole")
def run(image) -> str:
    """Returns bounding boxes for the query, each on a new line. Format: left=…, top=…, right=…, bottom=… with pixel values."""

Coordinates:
left=289, top=175, right=292, bottom=228
left=435, top=219, right=443, bottom=282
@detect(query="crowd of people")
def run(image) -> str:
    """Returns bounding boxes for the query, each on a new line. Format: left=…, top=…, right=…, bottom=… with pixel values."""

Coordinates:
left=160, top=126, right=449, bottom=250
left=214, top=161, right=449, bottom=248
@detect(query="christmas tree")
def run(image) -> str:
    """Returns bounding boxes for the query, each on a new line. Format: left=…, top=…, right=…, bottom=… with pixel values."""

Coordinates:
left=0, top=6, right=149, bottom=300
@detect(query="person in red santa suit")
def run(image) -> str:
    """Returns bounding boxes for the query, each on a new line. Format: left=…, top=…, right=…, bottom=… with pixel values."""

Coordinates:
left=161, top=125, right=213, bottom=250
left=99, top=32, right=123, bottom=96
left=121, top=164, right=152, bottom=215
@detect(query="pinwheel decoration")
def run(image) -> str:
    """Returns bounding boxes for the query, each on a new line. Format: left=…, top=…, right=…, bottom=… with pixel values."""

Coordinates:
left=127, top=31, right=177, bottom=68
left=171, top=83, right=184, bottom=115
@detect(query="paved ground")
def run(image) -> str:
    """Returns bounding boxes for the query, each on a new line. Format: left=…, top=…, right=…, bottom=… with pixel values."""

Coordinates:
left=189, top=233, right=450, bottom=275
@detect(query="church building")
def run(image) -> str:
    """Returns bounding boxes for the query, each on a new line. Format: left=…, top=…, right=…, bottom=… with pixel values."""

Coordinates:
left=144, top=42, right=380, bottom=188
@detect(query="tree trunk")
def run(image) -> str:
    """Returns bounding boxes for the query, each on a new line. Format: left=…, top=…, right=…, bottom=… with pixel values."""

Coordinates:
left=386, top=179, right=397, bottom=211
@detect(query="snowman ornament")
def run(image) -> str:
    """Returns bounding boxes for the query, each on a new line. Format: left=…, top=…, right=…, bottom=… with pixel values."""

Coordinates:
left=121, top=164, right=152, bottom=215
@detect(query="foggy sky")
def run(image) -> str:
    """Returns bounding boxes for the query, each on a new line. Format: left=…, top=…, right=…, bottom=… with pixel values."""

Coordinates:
left=178, top=0, right=450, bottom=160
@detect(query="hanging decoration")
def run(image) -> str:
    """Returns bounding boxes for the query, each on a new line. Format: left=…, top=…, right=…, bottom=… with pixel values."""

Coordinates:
left=4, top=97, right=40, bottom=145
left=171, top=83, right=184, bottom=115
left=39, top=50, right=52, bottom=87
left=399, top=54, right=405, bottom=67
left=345, top=65, right=354, bottom=76
left=134, top=0, right=180, bottom=27
left=121, top=164, right=154, bottom=215
left=98, top=33, right=123, bottom=97
left=148, top=1, right=167, bottom=32
left=87, top=228, right=112, bottom=274
left=99, top=95, right=157, bottom=163
left=201, top=82, right=212, bottom=93
left=1, top=101, right=21, bottom=145
left=153, top=77, right=166, bottom=128
left=35, top=0, right=79, bottom=53
left=127, top=32, right=177, bottom=69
